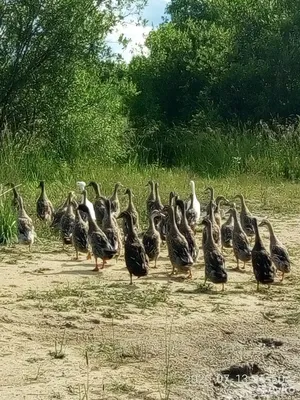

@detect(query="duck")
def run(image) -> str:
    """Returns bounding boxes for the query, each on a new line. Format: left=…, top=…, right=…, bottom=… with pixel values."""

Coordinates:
left=221, top=212, right=234, bottom=250
left=110, top=182, right=122, bottom=217
left=101, top=197, right=122, bottom=262
left=205, top=187, right=215, bottom=215
left=259, top=219, right=291, bottom=282
left=50, top=193, right=77, bottom=231
left=76, top=181, right=96, bottom=221
left=252, top=217, right=276, bottom=291
left=17, top=195, right=36, bottom=251
left=226, top=206, right=251, bottom=270
left=117, top=210, right=149, bottom=284
left=165, top=205, right=193, bottom=278
left=186, top=194, right=197, bottom=233
left=60, top=192, right=76, bottom=249
left=176, top=199, right=198, bottom=262
left=146, top=180, right=156, bottom=216
left=86, top=181, right=106, bottom=227
left=186, top=180, right=201, bottom=223
left=122, top=188, right=139, bottom=237
left=201, top=217, right=227, bottom=291
left=234, top=194, right=255, bottom=238
left=202, top=200, right=220, bottom=247
left=72, top=206, right=90, bottom=260
left=36, top=180, right=54, bottom=222
left=77, top=203, right=117, bottom=271
left=142, top=209, right=163, bottom=268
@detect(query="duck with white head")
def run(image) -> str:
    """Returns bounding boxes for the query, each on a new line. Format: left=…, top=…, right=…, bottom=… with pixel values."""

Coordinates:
left=76, top=181, right=96, bottom=221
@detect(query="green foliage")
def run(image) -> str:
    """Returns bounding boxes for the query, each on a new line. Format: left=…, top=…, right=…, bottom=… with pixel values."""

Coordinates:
left=127, top=0, right=300, bottom=169
left=0, top=191, right=17, bottom=245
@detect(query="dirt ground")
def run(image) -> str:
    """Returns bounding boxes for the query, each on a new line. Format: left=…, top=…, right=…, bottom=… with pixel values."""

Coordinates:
left=0, top=215, right=300, bottom=400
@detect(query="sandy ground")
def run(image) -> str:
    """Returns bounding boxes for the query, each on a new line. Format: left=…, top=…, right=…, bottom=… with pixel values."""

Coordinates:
left=0, top=215, right=300, bottom=400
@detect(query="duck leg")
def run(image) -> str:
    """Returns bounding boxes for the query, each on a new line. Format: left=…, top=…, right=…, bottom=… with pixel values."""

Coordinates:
left=280, top=272, right=285, bottom=282
left=86, top=251, right=92, bottom=260
left=222, top=283, right=225, bottom=291
left=73, top=250, right=79, bottom=260
left=130, top=274, right=133, bottom=285
left=256, top=281, right=260, bottom=291
left=154, top=255, right=158, bottom=268
left=92, top=257, right=99, bottom=271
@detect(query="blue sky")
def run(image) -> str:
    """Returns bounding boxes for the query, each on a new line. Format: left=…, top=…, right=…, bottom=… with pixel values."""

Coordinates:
left=107, top=0, right=168, bottom=62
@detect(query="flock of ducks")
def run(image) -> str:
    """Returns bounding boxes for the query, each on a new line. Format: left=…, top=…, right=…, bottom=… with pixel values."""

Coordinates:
left=4, top=180, right=291, bottom=290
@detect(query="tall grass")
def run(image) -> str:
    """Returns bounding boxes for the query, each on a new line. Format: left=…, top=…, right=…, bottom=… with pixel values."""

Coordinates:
left=1, top=122, right=300, bottom=246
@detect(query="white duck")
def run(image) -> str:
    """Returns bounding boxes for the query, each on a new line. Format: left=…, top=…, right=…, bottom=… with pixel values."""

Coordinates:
left=76, top=181, right=96, bottom=221
left=186, top=180, right=201, bottom=223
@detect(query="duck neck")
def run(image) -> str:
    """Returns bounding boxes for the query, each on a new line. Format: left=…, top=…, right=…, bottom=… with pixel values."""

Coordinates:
left=232, top=209, right=242, bottom=231
left=40, top=182, right=46, bottom=197
left=253, top=219, right=263, bottom=247
left=177, top=201, right=188, bottom=228
left=190, top=181, right=196, bottom=199
left=225, top=213, right=233, bottom=225
left=155, top=184, right=162, bottom=206
left=265, top=222, right=277, bottom=244
left=169, top=206, right=180, bottom=234
left=149, top=181, right=155, bottom=199
left=126, top=214, right=137, bottom=240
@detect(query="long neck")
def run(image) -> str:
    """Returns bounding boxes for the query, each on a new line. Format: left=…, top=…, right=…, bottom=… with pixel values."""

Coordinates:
left=18, top=197, right=26, bottom=217
left=190, top=181, right=196, bottom=197
left=40, top=182, right=46, bottom=197
left=127, top=190, right=133, bottom=208
left=208, top=201, right=216, bottom=223
left=209, top=188, right=214, bottom=201
left=232, top=209, right=243, bottom=231
left=149, top=213, right=157, bottom=232
left=265, top=221, right=277, bottom=244
left=112, top=184, right=118, bottom=200
left=225, top=213, right=233, bottom=225
left=238, top=195, right=247, bottom=212
left=91, top=182, right=100, bottom=197
left=178, top=201, right=188, bottom=228
left=149, top=182, right=154, bottom=198
left=106, top=200, right=113, bottom=224
left=206, top=221, right=215, bottom=246
left=169, top=206, right=180, bottom=234
left=126, top=214, right=137, bottom=239
left=155, top=184, right=162, bottom=204
left=253, top=220, right=263, bottom=247
left=76, top=209, right=83, bottom=223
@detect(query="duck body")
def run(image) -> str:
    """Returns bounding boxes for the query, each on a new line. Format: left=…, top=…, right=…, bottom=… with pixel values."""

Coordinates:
left=176, top=199, right=198, bottom=262
left=118, top=211, right=149, bottom=284
left=202, top=200, right=220, bottom=247
left=110, top=182, right=122, bottom=217
left=142, top=210, right=162, bottom=267
left=229, top=207, right=251, bottom=269
left=221, top=214, right=234, bottom=249
left=36, top=180, right=54, bottom=222
left=122, top=188, right=139, bottom=238
left=186, top=194, right=197, bottom=233
left=252, top=218, right=275, bottom=290
left=235, top=194, right=255, bottom=237
left=202, top=218, right=227, bottom=289
left=17, top=196, right=36, bottom=250
left=78, top=204, right=117, bottom=271
left=72, top=208, right=90, bottom=259
left=259, top=219, right=291, bottom=281
left=60, top=192, right=75, bottom=246
left=165, top=205, right=193, bottom=277
left=87, top=181, right=106, bottom=227
left=101, top=198, right=122, bottom=261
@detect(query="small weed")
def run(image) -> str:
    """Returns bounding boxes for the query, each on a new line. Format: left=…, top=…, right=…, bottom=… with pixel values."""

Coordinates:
left=49, top=330, right=67, bottom=359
